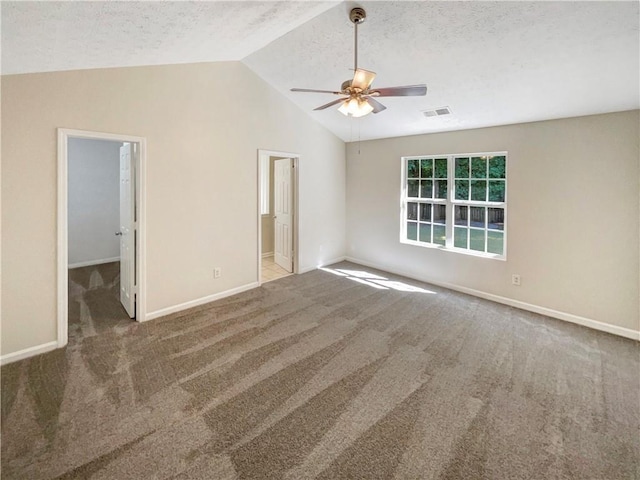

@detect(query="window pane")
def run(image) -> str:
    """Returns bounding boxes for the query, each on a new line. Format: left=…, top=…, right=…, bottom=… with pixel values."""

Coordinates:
left=420, top=159, right=433, bottom=178
left=420, top=203, right=432, bottom=222
left=419, top=223, right=431, bottom=243
left=408, top=180, right=419, bottom=197
left=455, top=205, right=468, bottom=226
left=454, top=226, right=468, bottom=248
left=488, top=156, right=506, bottom=178
left=433, top=225, right=446, bottom=245
left=471, top=157, right=487, bottom=178
left=420, top=180, right=433, bottom=198
left=470, top=228, right=485, bottom=252
left=407, top=222, right=418, bottom=241
left=408, top=159, right=419, bottom=178
left=470, top=206, right=485, bottom=228
left=407, top=202, right=418, bottom=221
left=455, top=157, right=469, bottom=178
left=455, top=180, right=469, bottom=200
left=434, top=180, right=447, bottom=199
left=433, top=204, right=446, bottom=224
left=487, top=230, right=504, bottom=255
left=434, top=158, right=447, bottom=178
left=470, top=180, right=486, bottom=201
left=488, top=208, right=504, bottom=231
left=488, top=180, right=505, bottom=202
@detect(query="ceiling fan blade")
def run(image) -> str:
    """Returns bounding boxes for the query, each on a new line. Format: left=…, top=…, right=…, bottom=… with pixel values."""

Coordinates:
left=365, top=97, right=387, bottom=114
left=351, top=68, right=376, bottom=91
left=314, top=97, right=348, bottom=111
left=291, top=88, right=343, bottom=95
left=370, top=85, right=427, bottom=97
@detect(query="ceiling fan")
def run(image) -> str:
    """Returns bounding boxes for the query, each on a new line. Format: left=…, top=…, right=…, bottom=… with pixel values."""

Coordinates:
left=291, top=7, right=427, bottom=118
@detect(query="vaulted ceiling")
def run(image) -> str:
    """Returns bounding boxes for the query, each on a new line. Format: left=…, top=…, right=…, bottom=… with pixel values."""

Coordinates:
left=3, top=1, right=638, bottom=141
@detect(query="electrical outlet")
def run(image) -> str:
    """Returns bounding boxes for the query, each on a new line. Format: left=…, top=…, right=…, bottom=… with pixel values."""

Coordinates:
left=214, top=267, right=221, bottom=279
left=512, top=274, right=521, bottom=286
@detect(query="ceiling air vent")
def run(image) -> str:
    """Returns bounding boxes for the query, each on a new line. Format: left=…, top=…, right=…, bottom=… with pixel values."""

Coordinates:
left=423, top=106, right=452, bottom=117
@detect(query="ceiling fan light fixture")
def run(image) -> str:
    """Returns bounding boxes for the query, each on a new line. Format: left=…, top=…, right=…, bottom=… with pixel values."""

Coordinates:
left=290, top=8, right=427, bottom=116
left=352, top=68, right=376, bottom=91
left=338, top=97, right=374, bottom=117
left=355, top=99, right=374, bottom=117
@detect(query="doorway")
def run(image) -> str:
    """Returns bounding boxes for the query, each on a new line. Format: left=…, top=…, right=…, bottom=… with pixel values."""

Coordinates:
left=57, top=129, right=146, bottom=348
left=257, top=150, right=299, bottom=284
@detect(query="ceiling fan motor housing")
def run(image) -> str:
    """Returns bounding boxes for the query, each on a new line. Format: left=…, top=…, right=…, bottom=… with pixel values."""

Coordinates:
left=349, top=7, right=366, bottom=24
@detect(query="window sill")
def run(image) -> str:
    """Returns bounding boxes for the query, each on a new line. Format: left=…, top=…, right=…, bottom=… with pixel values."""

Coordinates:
left=400, top=239, right=506, bottom=261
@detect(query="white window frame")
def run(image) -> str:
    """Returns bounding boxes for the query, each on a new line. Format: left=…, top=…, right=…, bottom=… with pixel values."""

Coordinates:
left=400, top=151, right=507, bottom=260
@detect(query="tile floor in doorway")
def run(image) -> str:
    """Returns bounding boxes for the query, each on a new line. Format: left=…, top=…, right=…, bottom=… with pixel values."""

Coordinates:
left=261, top=255, right=291, bottom=282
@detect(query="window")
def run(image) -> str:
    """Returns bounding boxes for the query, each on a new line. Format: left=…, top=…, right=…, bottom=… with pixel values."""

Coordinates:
left=401, top=152, right=507, bottom=258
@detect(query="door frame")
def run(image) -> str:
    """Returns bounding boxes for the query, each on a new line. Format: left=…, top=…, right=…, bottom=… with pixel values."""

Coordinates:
left=257, top=149, right=299, bottom=285
left=57, top=128, right=147, bottom=348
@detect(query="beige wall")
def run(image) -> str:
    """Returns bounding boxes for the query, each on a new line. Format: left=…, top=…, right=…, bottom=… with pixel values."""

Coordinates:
left=346, top=111, right=640, bottom=334
left=1, top=62, right=346, bottom=356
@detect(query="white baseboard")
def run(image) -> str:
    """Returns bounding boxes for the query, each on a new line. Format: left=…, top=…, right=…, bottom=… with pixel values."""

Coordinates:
left=1, top=341, right=59, bottom=365
left=297, top=256, right=347, bottom=275
left=322, top=256, right=346, bottom=266
left=69, top=257, right=120, bottom=269
left=144, top=282, right=260, bottom=321
left=261, top=252, right=274, bottom=258
left=344, top=256, right=640, bottom=341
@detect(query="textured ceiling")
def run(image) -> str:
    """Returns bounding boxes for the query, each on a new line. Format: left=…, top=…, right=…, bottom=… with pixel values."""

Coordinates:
left=2, top=1, right=639, bottom=141
left=1, top=1, right=338, bottom=74
left=245, top=1, right=640, bottom=141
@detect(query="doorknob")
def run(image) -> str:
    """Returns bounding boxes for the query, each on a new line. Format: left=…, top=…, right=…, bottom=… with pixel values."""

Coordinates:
left=115, top=231, right=123, bottom=236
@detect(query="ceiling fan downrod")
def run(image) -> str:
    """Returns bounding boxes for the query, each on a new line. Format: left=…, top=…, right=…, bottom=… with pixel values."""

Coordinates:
left=349, top=7, right=366, bottom=72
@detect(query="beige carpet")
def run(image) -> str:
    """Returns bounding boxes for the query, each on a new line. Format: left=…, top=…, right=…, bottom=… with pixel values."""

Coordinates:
left=1, top=261, right=639, bottom=479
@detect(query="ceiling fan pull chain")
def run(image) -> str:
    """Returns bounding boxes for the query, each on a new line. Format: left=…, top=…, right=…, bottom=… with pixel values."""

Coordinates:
left=350, top=115, right=353, bottom=143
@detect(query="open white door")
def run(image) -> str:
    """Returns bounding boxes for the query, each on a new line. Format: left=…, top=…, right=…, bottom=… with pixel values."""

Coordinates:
left=119, top=143, right=135, bottom=318
left=274, top=158, right=293, bottom=273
